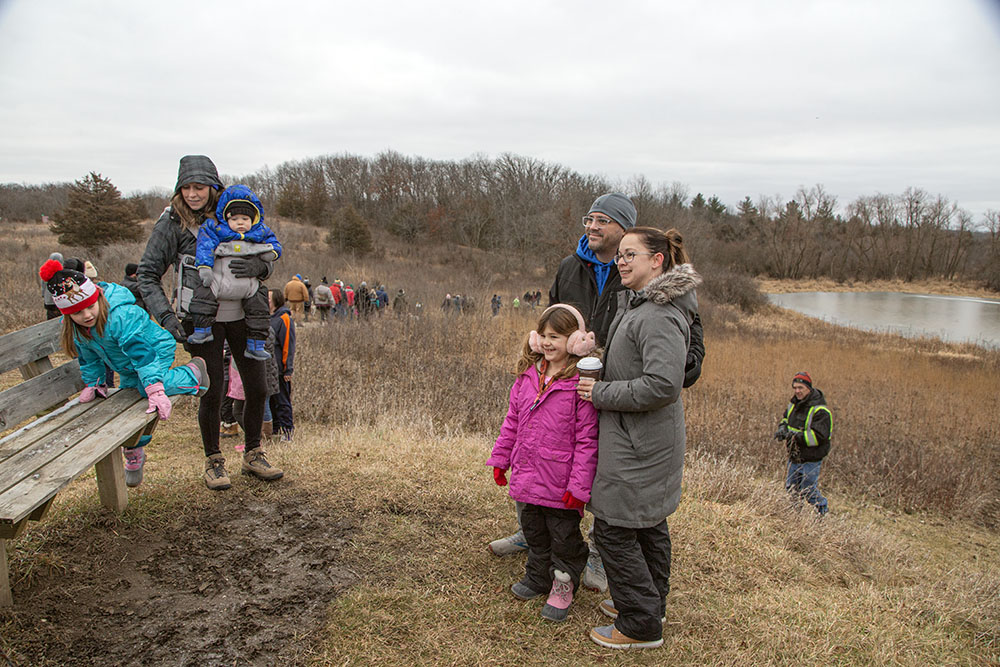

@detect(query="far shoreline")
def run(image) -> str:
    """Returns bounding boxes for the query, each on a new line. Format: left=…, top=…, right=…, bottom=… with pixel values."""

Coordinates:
left=756, top=277, right=999, bottom=301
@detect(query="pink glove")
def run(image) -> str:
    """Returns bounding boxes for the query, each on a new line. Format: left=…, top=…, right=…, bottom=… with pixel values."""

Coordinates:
left=79, top=385, right=108, bottom=403
left=493, top=467, right=508, bottom=487
left=562, top=491, right=585, bottom=510
left=145, top=382, right=172, bottom=420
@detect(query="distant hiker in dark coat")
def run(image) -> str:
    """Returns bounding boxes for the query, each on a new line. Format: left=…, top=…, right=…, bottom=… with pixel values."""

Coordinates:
left=269, top=288, right=296, bottom=442
left=42, top=252, right=65, bottom=319
left=774, top=372, right=832, bottom=515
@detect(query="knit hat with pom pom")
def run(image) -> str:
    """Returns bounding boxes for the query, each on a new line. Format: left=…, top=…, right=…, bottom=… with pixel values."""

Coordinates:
left=39, top=259, right=100, bottom=314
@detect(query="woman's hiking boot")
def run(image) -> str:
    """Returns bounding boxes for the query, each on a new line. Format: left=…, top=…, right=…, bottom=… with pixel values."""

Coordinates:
left=204, top=454, right=231, bottom=491
left=589, top=624, right=663, bottom=650
left=242, top=447, right=284, bottom=481
left=541, top=570, right=574, bottom=622
left=510, top=580, right=545, bottom=601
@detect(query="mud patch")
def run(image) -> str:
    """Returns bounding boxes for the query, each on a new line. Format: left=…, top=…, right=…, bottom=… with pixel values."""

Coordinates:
left=0, top=489, right=356, bottom=666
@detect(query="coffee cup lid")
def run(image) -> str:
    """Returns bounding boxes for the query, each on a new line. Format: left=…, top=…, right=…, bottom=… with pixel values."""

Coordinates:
left=577, top=357, right=602, bottom=370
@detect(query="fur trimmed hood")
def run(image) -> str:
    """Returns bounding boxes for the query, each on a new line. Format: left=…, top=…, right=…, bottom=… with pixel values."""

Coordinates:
left=631, top=263, right=702, bottom=307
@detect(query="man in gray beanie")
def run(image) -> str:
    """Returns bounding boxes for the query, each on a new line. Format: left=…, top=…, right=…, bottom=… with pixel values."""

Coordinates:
left=488, top=192, right=637, bottom=590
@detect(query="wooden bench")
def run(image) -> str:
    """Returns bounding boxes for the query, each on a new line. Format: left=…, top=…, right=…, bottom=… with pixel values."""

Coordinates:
left=0, top=317, right=181, bottom=606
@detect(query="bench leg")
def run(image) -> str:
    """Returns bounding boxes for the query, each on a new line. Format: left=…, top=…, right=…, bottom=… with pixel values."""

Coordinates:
left=95, top=448, right=128, bottom=515
left=0, top=539, right=11, bottom=607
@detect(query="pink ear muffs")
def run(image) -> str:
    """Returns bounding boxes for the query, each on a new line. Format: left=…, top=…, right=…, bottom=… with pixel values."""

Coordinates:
left=528, top=304, right=596, bottom=357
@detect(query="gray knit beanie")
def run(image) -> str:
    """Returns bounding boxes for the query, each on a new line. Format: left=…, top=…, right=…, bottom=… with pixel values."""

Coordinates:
left=589, top=192, right=637, bottom=230
left=174, top=155, right=223, bottom=194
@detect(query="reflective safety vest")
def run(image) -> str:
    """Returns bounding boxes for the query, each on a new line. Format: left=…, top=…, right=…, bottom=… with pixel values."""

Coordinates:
left=782, top=403, right=833, bottom=448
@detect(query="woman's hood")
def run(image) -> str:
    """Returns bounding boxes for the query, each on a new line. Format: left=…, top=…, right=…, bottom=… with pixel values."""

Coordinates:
left=636, top=263, right=701, bottom=305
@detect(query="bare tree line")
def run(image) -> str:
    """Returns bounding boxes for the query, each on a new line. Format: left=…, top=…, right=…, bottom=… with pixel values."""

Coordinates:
left=3, top=152, right=998, bottom=290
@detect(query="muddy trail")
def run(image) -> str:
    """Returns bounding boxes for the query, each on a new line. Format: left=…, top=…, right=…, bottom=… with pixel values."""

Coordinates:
left=0, top=489, right=356, bottom=666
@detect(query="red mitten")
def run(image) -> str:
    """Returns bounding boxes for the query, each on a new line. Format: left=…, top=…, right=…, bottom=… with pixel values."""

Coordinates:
left=562, top=491, right=585, bottom=510
left=493, top=467, right=508, bottom=487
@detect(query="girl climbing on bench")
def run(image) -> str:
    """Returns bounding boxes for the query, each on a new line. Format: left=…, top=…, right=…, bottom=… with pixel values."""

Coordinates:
left=39, top=259, right=209, bottom=487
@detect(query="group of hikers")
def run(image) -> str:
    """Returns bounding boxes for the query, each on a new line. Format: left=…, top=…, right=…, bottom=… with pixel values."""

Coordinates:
left=284, top=274, right=414, bottom=322
left=37, top=156, right=832, bottom=651
left=489, top=290, right=544, bottom=316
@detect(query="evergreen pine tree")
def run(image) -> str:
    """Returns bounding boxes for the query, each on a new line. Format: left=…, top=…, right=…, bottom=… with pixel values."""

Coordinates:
left=49, top=172, right=141, bottom=252
left=326, top=204, right=374, bottom=255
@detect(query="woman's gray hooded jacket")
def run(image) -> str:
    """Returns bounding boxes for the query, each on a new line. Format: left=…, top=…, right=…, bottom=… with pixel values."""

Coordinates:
left=589, top=263, right=701, bottom=528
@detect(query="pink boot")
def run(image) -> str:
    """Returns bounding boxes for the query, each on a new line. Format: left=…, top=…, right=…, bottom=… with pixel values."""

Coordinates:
left=540, top=569, right=574, bottom=622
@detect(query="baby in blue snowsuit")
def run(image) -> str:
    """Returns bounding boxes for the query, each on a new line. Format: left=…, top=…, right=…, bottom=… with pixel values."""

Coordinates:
left=187, top=184, right=281, bottom=360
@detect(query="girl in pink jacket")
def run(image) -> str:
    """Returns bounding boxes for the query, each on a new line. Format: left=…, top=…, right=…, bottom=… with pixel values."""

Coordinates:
left=487, top=304, right=599, bottom=623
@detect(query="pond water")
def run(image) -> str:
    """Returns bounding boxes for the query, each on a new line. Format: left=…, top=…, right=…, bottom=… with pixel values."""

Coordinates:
left=766, top=291, right=1000, bottom=348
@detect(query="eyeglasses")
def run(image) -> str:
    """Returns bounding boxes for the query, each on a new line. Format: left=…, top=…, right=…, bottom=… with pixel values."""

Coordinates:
left=614, top=251, right=656, bottom=264
left=582, top=215, right=614, bottom=229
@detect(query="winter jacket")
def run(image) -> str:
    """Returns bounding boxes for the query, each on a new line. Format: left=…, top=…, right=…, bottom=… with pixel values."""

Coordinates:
left=589, top=264, right=702, bottom=528
left=284, top=277, right=308, bottom=304
left=487, top=364, right=599, bottom=511
left=330, top=284, right=342, bottom=304
left=137, top=207, right=201, bottom=327
left=73, top=282, right=180, bottom=390
left=313, top=284, right=334, bottom=306
left=194, top=186, right=281, bottom=269
left=548, top=235, right=624, bottom=347
left=779, top=388, right=832, bottom=463
left=270, top=305, right=296, bottom=375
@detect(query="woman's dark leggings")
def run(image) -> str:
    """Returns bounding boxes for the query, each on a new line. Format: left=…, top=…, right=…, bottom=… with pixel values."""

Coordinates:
left=187, top=319, right=267, bottom=457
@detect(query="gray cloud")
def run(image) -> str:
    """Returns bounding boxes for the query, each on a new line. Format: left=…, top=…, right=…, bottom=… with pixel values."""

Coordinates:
left=1, top=0, right=998, bottom=216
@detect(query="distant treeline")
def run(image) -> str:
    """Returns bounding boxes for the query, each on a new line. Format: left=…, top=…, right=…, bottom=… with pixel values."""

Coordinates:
left=4, top=151, right=998, bottom=289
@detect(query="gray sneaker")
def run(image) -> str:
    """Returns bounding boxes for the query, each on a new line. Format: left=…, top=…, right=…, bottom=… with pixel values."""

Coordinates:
left=489, top=530, right=528, bottom=556
left=582, top=549, right=608, bottom=592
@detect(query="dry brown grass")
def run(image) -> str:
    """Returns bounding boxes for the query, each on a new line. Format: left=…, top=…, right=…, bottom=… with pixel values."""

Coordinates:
left=758, top=276, right=999, bottom=300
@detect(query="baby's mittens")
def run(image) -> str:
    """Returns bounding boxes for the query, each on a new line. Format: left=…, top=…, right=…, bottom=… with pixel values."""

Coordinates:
left=198, top=266, right=213, bottom=287
left=144, top=382, right=172, bottom=420
left=493, top=467, right=508, bottom=487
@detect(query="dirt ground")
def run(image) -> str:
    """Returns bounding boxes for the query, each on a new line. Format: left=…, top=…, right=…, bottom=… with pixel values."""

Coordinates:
left=0, top=489, right=356, bottom=666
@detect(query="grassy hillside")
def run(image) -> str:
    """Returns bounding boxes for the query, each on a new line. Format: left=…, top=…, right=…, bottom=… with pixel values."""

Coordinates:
left=0, top=218, right=996, bottom=665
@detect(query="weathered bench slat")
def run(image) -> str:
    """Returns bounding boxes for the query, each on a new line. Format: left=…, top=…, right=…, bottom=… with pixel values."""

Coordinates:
left=0, top=397, right=164, bottom=526
left=0, top=318, right=62, bottom=375
left=0, top=389, right=143, bottom=498
left=0, top=398, right=92, bottom=463
left=0, top=361, right=84, bottom=432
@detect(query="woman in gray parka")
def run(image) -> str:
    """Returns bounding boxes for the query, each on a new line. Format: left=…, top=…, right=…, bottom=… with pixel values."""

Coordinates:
left=577, top=226, right=701, bottom=650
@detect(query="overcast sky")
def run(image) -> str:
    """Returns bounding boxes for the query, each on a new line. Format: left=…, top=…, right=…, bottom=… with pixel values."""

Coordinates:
left=1, top=0, right=998, bottom=217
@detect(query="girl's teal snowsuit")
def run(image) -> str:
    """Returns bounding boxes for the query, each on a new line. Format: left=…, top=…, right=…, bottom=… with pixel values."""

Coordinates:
left=73, top=282, right=200, bottom=398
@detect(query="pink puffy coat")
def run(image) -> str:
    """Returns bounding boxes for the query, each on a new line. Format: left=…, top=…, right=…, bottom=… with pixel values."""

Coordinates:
left=487, top=364, right=599, bottom=512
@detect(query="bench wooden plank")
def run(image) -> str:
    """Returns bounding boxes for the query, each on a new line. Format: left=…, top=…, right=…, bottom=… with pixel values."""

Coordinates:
left=0, top=389, right=142, bottom=497
left=0, top=399, right=93, bottom=463
left=0, top=396, right=179, bottom=526
left=20, top=356, right=54, bottom=381
left=0, top=318, right=61, bottom=375
left=0, top=361, right=83, bottom=432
